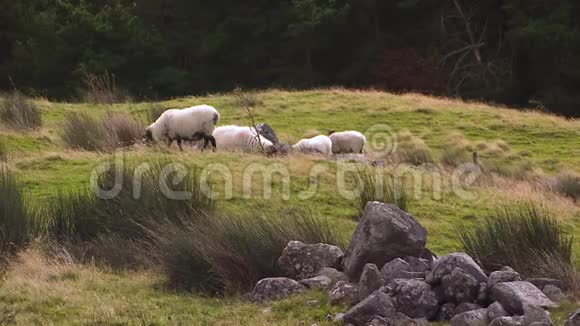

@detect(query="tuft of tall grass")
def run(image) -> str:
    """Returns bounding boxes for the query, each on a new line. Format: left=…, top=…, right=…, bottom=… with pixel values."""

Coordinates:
left=0, top=167, right=29, bottom=254
left=148, top=209, right=346, bottom=294
left=62, top=112, right=142, bottom=152
left=457, top=203, right=574, bottom=279
left=0, top=91, right=42, bottom=130
left=355, top=167, right=408, bottom=214
left=554, top=173, right=580, bottom=201
left=62, top=112, right=107, bottom=151
left=394, top=130, right=433, bottom=165
left=103, top=112, right=143, bottom=148
left=39, top=160, right=215, bottom=241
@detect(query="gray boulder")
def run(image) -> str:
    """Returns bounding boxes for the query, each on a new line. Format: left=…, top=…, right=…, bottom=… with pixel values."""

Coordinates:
left=489, top=316, right=524, bottom=326
left=565, top=308, right=580, bottom=326
left=476, top=282, right=488, bottom=303
left=438, top=302, right=456, bottom=321
left=251, top=277, right=306, bottom=302
left=317, top=267, right=348, bottom=287
left=487, top=301, right=509, bottom=321
left=393, top=313, right=430, bottom=326
left=541, top=284, right=565, bottom=302
left=490, top=281, right=557, bottom=314
left=277, top=241, right=343, bottom=280
left=343, top=290, right=397, bottom=326
left=358, top=263, right=382, bottom=301
left=299, top=275, right=332, bottom=289
left=431, top=253, right=488, bottom=285
left=454, top=303, right=482, bottom=315
left=380, top=258, right=417, bottom=284
left=523, top=303, right=553, bottom=326
left=389, top=278, right=439, bottom=320
left=344, top=202, right=428, bottom=280
left=441, top=267, right=480, bottom=304
left=329, top=281, right=359, bottom=306
left=488, top=269, right=523, bottom=288
left=404, top=256, right=430, bottom=273
left=526, top=278, right=563, bottom=290
left=450, top=308, right=488, bottom=326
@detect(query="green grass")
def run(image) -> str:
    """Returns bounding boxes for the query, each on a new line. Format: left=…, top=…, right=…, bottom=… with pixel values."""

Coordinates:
left=1, top=89, right=579, bottom=324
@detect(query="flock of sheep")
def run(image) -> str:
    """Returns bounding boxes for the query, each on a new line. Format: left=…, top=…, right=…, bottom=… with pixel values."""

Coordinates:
left=144, top=104, right=367, bottom=155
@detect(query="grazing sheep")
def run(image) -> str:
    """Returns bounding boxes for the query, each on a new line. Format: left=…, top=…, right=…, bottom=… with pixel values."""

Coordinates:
left=144, top=105, right=219, bottom=151
left=292, top=135, right=332, bottom=155
left=212, top=125, right=275, bottom=152
left=329, top=130, right=367, bottom=154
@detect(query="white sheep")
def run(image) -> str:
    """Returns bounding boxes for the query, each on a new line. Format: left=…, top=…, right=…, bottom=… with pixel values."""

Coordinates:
left=329, top=130, right=367, bottom=154
left=212, top=125, right=274, bottom=152
left=292, top=135, right=332, bottom=155
left=144, top=104, right=220, bottom=151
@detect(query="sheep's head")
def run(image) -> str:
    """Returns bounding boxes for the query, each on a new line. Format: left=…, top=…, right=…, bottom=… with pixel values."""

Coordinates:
left=143, top=127, right=154, bottom=143
left=256, top=123, right=279, bottom=145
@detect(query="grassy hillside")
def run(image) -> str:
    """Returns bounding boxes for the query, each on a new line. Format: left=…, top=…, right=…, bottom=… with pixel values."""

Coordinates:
left=1, top=89, right=579, bottom=324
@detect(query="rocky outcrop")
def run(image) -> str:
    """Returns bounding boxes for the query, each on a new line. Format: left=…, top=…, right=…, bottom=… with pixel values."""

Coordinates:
left=450, top=308, right=488, bottom=326
left=329, top=281, right=359, bottom=306
left=490, top=281, right=557, bottom=314
left=277, top=241, right=343, bottom=280
left=343, top=202, right=427, bottom=280
left=388, top=278, right=439, bottom=320
left=343, top=290, right=397, bottom=326
left=299, top=275, right=332, bottom=289
left=358, top=263, right=382, bottom=301
left=430, top=253, right=488, bottom=285
left=251, top=277, right=306, bottom=302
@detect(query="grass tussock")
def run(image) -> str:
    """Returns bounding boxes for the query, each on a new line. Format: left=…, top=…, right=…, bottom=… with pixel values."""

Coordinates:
left=458, top=203, right=574, bottom=280
left=62, top=112, right=107, bottom=151
left=37, top=160, right=214, bottom=242
left=355, top=167, right=408, bottom=214
left=394, top=130, right=433, bottom=165
left=62, top=112, right=142, bottom=151
left=148, top=208, right=346, bottom=294
left=103, top=112, right=143, bottom=148
left=0, top=167, right=29, bottom=255
left=0, top=91, right=42, bottom=130
left=554, top=172, right=580, bottom=201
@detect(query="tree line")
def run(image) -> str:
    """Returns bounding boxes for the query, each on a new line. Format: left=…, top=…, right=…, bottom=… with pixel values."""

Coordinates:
left=1, top=0, right=578, bottom=117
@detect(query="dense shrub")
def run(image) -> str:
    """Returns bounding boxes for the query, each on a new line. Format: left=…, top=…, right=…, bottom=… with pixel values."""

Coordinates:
left=148, top=209, right=346, bottom=294
left=458, top=203, right=574, bottom=278
left=394, top=131, right=433, bottom=165
left=0, top=91, right=42, bottom=130
left=62, top=112, right=107, bottom=151
left=355, top=167, right=408, bottom=214
left=0, top=167, right=29, bottom=254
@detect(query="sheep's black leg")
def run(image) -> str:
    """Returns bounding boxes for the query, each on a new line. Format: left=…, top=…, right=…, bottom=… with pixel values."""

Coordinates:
left=201, top=137, right=210, bottom=152
left=167, top=138, right=173, bottom=147
left=209, top=135, right=217, bottom=152
left=176, top=138, right=183, bottom=151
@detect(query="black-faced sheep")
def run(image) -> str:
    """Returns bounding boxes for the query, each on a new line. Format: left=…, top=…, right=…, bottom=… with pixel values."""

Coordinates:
left=144, top=105, right=219, bottom=151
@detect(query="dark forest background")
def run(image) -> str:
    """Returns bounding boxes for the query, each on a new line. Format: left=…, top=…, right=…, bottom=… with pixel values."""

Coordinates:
left=1, top=0, right=579, bottom=117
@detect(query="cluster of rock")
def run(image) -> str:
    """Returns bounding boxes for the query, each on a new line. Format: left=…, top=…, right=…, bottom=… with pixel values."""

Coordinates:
left=249, top=202, right=576, bottom=325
